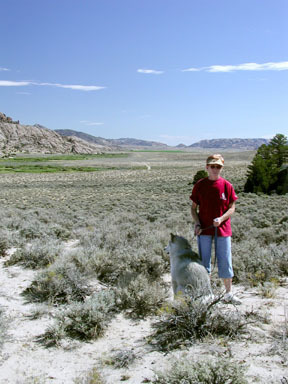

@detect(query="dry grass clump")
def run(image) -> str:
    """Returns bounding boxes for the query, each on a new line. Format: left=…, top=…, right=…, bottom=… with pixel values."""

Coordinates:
left=150, top=296, right=255, bottom=352
left=0, top=237, right=9, bottom=258
left=74, top=367, right=104, bottom=384
left=152, top=356, right=248, bottom=384
left=5, top=238, right=63, bottom=269
left=37, top=290, right=116, bottom=347
left=23, top=258, right=91, bottom=304
left=270, top=306, right=288, bottom=362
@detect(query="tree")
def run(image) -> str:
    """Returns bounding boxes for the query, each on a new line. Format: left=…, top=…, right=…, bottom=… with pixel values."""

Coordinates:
left=269, top=133, right=288, bottom=167
left=192, top=170, right=208, bottom=185
left=244, top=134, right=288, bottom=194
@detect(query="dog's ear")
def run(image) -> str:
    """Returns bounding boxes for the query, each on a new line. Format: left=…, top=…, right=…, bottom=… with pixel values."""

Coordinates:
left=170, top=233, right=175, bottom=242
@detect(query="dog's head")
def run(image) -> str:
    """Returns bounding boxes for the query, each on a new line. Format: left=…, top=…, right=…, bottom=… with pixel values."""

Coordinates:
left=165, top=233, right=192, bottom=255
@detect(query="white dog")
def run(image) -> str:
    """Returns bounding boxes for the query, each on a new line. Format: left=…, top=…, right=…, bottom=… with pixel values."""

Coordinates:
left=165, top=233, right=212, bottom=299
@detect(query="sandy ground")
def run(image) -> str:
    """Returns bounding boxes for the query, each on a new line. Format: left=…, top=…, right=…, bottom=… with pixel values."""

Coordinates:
left=0, top=247, right=287, bottom=384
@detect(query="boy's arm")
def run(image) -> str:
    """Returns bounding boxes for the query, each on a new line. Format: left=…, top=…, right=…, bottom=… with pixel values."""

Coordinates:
left=213, top=201, right=236, bottom=227
left=191, top=202, right=202, bottom=235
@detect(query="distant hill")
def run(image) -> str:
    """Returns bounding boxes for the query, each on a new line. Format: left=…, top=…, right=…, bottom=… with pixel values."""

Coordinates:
left=188, top=138, right=269, bottom=149
left=56, top=129, right=169, bottom=149
left=0, top=112, right=270, bottom=154
left=0, top=113, right=112, bottom=155
left=56, top=130, right=269, bottom=150
left=54, top=129, right=114, bottom=147
left=111, top=137, right=168, bottom=148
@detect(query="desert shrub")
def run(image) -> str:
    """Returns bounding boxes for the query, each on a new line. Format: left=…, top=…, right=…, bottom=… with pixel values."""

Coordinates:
left=23, top=258, right=91, bottom=304
left=104, top=349, right=137, bottom=368
left=37, top=290, right=115, bottom=346
left=152, top=356, right=248, bottom=384
left=5, top=238, right=63, bottom=269
left=114, top=273, right=168, bottom=318
left=49, top=223, right=71, bottom=240
left=150, top=296, right=254, bottom=352
left=0, top=227, right=16, bottom=256
left=70, top=244, right=167, bottom=285
left=19, top=219, right=48, bottom=240
left=66, top=246, right=168, bottom=318
left=232, top=240, right=288, bottom=285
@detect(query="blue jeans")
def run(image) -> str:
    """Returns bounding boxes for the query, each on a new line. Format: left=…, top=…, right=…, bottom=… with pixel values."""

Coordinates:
left=197, top=235, right=234, bottom=278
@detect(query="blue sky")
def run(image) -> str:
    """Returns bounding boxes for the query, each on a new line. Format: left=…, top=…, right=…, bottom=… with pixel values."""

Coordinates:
left=0, top=0, right=287, bottom=145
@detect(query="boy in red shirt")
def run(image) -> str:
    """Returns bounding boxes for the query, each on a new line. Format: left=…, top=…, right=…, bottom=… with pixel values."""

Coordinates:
left=190, top=154, right=241, bottom=304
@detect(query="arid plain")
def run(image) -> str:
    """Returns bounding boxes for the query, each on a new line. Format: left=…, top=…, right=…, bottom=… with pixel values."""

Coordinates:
left=0, top=150, right=287, bottom=383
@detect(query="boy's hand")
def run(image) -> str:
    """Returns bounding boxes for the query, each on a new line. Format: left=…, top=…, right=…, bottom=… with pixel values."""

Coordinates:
left=213, top=217, right=222, bottom=227
left=194, top=224, right=202, bottom=235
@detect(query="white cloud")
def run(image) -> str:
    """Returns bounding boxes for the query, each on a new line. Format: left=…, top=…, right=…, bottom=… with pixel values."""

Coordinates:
left=208, top=62, right=288, bottom=72
left=183, top=61, right=288, bottom=73
left=80, top=120, right=104, bottom=126
left=0, top=67, right=9, bottom=71
left=0, top=80, right=105, bottom=91
left=37, top=82, right=105, bottom=91
left=0, top=80, right=31, bottom=86
left=137, top=69, right=164, bottom=75
left=182, top=67, right=201, bottom=72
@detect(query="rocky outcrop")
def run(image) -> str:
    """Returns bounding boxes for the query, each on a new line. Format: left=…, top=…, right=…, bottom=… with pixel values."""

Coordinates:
left=0, top=114, right=112, bottom=155
left=0, top=112, right=19, bottom=124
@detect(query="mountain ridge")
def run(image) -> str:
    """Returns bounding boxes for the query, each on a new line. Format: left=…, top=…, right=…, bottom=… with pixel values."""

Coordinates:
left=56, top=129, right=269, bottom=150
left=188, top=138, right=269, bottom=149
left=0, top=113, right=270, bottom=154
left=55, top=129, right=169, bottom=148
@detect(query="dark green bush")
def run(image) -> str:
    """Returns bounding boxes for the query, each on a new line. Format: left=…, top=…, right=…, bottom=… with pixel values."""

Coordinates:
left=244, top=134, right=288, bottom=195
left=192, top=169, right=208, bottom=185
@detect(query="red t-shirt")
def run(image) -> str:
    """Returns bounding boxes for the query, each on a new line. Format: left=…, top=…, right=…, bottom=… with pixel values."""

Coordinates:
left=190, top=177, right=238, bottom=236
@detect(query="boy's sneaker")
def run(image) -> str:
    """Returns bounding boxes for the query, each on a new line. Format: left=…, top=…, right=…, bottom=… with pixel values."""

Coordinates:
left=223, top=292, right=242, bottom=305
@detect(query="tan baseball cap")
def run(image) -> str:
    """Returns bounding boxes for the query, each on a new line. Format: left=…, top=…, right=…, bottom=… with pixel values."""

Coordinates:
left=206, top=154, right=224, bottom=166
